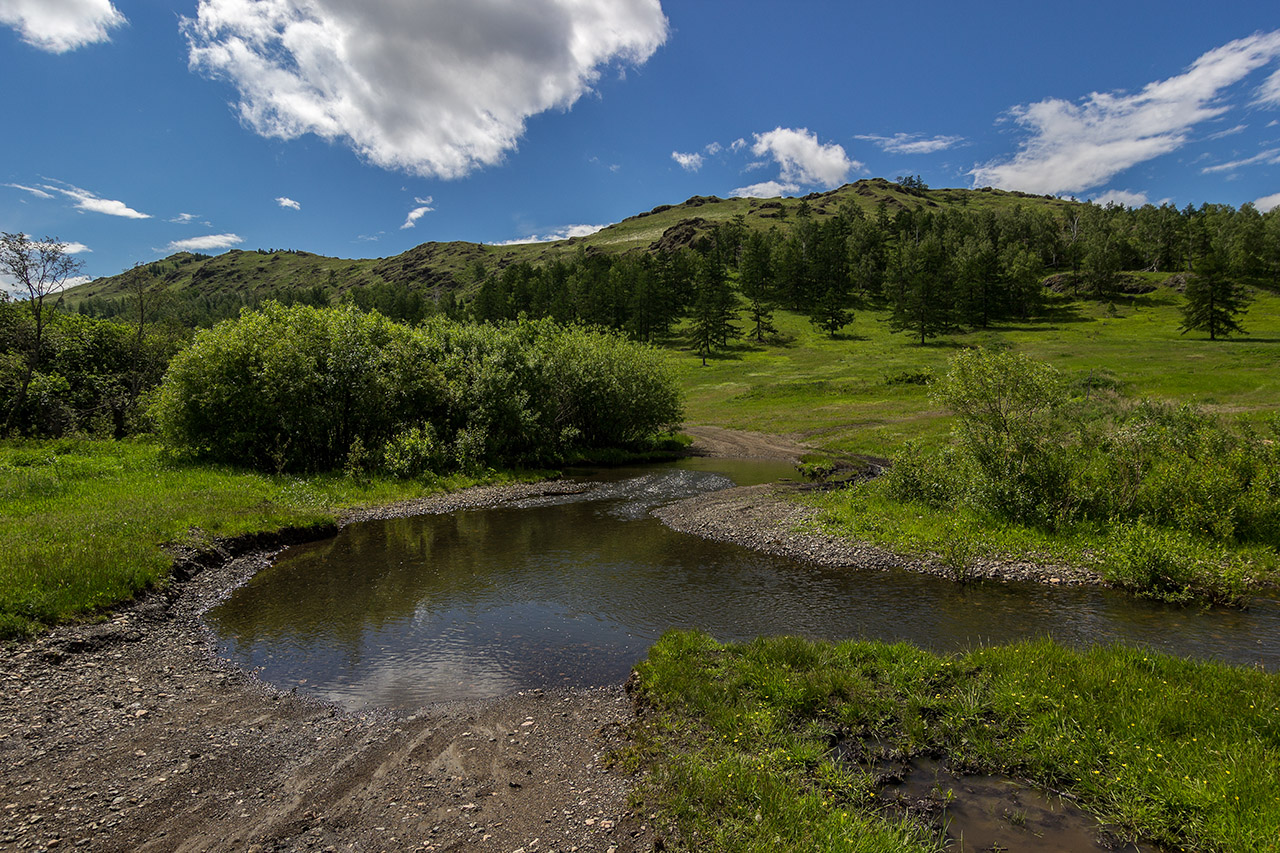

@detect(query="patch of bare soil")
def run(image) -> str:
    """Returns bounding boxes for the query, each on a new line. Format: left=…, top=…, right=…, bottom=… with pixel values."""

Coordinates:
left=680, top=424, right=811, bottom=461
left=1, top=482, right=658, bottom=853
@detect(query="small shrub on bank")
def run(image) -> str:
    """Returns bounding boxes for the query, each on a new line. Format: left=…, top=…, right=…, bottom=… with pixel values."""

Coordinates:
left=865, top=348, right=1280, bottom=600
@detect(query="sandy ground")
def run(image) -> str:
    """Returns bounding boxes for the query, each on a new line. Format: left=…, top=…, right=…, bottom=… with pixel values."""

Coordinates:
left=1, top=427, right=1099, bottom=853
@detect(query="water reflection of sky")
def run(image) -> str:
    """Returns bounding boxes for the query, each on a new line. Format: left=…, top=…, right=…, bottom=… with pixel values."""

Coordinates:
left=206, top=459, right=1280, bottom=711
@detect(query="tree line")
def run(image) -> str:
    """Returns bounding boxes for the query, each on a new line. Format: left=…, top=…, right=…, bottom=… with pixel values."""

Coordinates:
left=468, top=196, right=1276, bottom=349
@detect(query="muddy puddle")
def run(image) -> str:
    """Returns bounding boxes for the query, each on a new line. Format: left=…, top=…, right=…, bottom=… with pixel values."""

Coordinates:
left=876, top=757, right=1153, bottom=852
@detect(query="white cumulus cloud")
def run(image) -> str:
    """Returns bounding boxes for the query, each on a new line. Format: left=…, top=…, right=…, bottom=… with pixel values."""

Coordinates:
left=972, top=30, right=1280, bottom=194
left=749, top=127, right=860, bottom=189
left=184, top=0, right=668, bottom=179
left=400, top=197, right=434, bottom=230
left=1093, top=189, right=1149, bottom=208
left=671, top=151, right=703, bottom=171
left=492, top=223, right=609, bottom=245
left=276, top=196, right=301, bottom=210
left=59, top=241, right=92, bottom=254
left=162, top=233, right=242, bottom=253
left=0, top=0, right=125, bottom=52
left=1255, top=192, right=1280, bottom=212
left=731, top=180, right=800, bottom=199
left=855, top=133, right=964, bottom=155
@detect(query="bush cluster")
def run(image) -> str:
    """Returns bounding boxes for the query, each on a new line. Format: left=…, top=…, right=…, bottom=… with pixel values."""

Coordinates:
left=150, top=303, right=682, bottom=474
left=0, top=303, right=176, bottom=438
left=884, top=349, right=1280, bottom=600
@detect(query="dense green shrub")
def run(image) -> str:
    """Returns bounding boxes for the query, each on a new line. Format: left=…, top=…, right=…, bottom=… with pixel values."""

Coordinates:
left=1099, top=521, right=1248, bottom=604
left=0, top=302, right=175, bottom=438
left=152, top=304, right=682, bottom=474
left=152, top=303, right=443, bottom=471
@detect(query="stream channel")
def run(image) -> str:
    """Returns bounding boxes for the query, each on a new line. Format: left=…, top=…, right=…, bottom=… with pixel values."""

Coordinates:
left=206, top=458, right=1280, bottom=712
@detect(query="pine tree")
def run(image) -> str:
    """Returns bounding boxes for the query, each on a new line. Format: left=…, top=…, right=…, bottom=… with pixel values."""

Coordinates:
left=1180, top=250, right=1249, bottom=340
left=888, top=233, right=956, bottom=344
left=690, top=253, right=737, bottom=364
left=809, top=282, right=852, bottom=337
left=738, top=231, right=777, bottom=342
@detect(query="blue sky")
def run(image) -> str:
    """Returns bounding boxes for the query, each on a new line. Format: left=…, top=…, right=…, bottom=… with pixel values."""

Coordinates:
left=2, top=0, right=1280, bottom=284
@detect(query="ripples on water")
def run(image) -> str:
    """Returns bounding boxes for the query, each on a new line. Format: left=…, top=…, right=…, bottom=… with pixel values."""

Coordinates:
left=206, top=459, right=1280, bottom=710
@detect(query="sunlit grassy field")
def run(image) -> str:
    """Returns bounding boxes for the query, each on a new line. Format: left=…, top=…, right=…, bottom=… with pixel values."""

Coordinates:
left=675, top=284, right=1280, bottom=457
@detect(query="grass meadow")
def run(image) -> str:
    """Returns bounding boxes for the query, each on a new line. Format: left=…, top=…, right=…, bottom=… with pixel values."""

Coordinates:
left=675, top=284, right=1280, bottom=456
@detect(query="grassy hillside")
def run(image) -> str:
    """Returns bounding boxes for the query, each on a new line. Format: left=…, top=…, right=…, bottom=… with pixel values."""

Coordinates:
left=64, top=180, right=1075, bottom=305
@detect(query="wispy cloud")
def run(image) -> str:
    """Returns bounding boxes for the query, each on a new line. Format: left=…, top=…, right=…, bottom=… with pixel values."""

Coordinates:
left=1207, top=123, right=1248, bottom=140
left=162, top=233, right=242, bottom=253
left=169, top=212, right=200, bottom=224
left=731, top=180, right=800, bottom=199
left=4, top=183, right=55, bottom=200
left=275, top=196, right=300, bottom=210
left=1259, top=68, right=1280, bottom=105
left=59, top=241, right=92, bottom=254
left=492, top=223, right=609, bottom=245
left=1200, top=147, right=1280, bottom=174
left=38, top=180, right=150, bottom=219
left=855, top=132, right=964, bottom=155
left=184, top=0, right=667, bottom=179
left=400, top=196, right=434, bottom=230
left=0, top=0, right=125, bottom=53
left=749, top=127, right=860, bottom=190
left=671, top=151, right=703, bottom=171
left=972, top=30, right=1280, bottom=194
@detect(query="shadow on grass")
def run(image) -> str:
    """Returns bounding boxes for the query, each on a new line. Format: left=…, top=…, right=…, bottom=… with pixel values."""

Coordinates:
left=1171, top=335, right=1280, bottom=345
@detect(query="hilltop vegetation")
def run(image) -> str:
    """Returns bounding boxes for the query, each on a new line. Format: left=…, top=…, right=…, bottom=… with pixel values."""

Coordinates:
left=64, top=179, right=1077, bottom=320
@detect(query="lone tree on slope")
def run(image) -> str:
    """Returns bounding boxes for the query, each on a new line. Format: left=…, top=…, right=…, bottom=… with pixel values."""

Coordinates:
left=1179, top=250, right=1249, bottom=340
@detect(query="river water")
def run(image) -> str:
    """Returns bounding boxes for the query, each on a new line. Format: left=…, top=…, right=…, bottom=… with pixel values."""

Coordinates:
left=206, top=459, right=1280, bottom=711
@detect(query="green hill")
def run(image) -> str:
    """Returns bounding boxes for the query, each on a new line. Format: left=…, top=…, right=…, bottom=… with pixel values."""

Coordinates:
left=64, top=179, right=1075, bottom=305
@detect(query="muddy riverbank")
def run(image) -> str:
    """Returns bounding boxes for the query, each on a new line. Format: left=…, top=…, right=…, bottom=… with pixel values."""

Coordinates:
left=1, top=481, right=656, bottom=853
left=672, top=425, right=1101, bottom=587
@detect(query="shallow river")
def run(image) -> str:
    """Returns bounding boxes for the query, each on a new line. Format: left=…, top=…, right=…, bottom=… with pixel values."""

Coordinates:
left=206, top=459, right=1280, bottom=711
